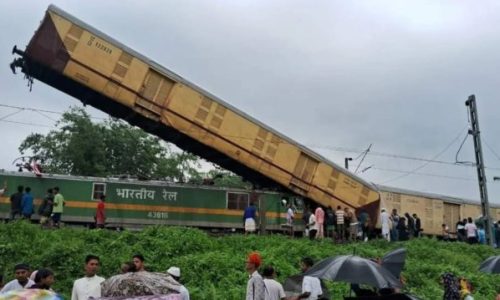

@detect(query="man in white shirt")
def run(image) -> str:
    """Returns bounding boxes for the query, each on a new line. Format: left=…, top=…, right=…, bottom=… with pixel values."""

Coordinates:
left=0, top=181, right=6, bottom=196
left=308, top=213, right=318, bottom=241
left=464, top=217, right=478, bottom=244
left=291, top=257, right=322, bottom=300
left=167, top=266, right=190, bottom=300
left=0, top=263, right=35, bottom=293
left=71, top=255, right=105, bottom=300
left=380, top=208, right=390, bottom=241
left=286, top=202, right=294, bottom=237
left=262, top=266, right=285, bottom=300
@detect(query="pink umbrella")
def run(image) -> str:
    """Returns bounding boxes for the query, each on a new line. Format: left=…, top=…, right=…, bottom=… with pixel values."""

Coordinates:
left=100, top=272, right=181, bottom=297
left=0, top=289, right=62, bottom=300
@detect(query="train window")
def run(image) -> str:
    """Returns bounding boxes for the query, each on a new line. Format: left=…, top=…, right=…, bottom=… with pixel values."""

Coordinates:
left=227, top=192, right=249, bottom=210
left=92, top=183, right=106, bottom=200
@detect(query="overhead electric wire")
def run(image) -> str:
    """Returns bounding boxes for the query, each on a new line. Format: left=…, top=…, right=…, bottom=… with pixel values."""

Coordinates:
left=483, top=138, right=500, bottom=161
left=310, top=145, right=476, bottom=167
left=0, top=119, right=53, bottom=128
left=0, top=103, right=106, bottom=120
left=35, top=110, right=58, bottom=122
left=379, top=126, right=470, bottom=184
left=454, top=130, right=475, bottom=165
left=2, top=103, right=500, bottom=174
left=0, top=103, right=62, bottom=115
left=0, top=109, right=23, bottom=121
left=371, top=167, right=476, bottom=181
left=354, top=143, right=371, bottom=174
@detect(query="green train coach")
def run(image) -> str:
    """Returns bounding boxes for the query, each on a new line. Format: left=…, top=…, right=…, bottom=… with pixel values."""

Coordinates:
left=0, top=171, right=301, bottom=231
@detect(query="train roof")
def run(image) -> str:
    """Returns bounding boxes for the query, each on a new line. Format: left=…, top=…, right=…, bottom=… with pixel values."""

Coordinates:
left=376, top=184, right=500, bottom=208
left=46, top=4, right=377, bottom=192
left=0, top=169, right=282, bottom=195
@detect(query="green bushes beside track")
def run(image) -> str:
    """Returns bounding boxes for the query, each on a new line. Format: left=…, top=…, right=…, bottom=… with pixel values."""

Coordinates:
left=0, top=222, right=498, bottom=299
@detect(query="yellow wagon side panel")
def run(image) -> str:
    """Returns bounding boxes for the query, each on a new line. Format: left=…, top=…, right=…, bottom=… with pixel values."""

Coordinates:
left=18, top=5, right=382, bottom=218
left=462, top=204, right=482, bottom=220
left=380, top=191, right=443, bottom=235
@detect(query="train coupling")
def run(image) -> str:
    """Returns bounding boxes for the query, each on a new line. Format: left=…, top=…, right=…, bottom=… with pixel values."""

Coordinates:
left=10, top=45, right=26, bottom=74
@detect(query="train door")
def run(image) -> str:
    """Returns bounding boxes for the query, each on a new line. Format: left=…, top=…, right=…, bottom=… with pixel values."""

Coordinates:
left=443, top=203, right=460, bottom=233
left=289, top=152, right=319, bottom=195
left=252, top=193, right=266, bottom=235
left=135, top=69, right=175, bottom=120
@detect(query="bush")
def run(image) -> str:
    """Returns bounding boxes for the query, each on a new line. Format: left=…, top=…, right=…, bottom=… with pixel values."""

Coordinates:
left=0, top=222, right=498, bottom=299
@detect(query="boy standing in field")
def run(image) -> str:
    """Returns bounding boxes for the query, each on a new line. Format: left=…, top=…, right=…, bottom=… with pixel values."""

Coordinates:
left=52, top=187, right=65, bottom=228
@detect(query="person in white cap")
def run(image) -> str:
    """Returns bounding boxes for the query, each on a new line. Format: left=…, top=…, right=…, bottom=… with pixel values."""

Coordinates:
left=167, top=267, right=189, bottom=300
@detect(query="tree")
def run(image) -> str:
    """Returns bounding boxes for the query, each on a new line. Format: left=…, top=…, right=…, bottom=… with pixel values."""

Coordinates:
left=202, top=167, right=251, bottom=189
left=19, top=107, right=201, bottom=180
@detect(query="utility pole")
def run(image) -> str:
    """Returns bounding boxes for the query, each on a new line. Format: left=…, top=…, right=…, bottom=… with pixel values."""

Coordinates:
left=345, top=157, right=352, bottom=170
left=465, top=95, right=494, bottom=246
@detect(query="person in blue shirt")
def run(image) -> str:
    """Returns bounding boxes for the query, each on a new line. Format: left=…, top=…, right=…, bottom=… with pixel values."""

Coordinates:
left=21, top=187, right=34, bottom=219
left=478, top=225, right=486, bottom=244
left=243, top=202, right=258, bottom=235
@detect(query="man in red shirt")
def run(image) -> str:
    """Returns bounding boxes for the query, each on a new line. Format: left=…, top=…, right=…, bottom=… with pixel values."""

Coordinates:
left=95, top=195, right=106, bottom=229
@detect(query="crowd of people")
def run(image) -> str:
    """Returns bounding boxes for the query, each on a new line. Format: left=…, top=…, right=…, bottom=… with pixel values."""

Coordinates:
left=2, top=184, right=107, bottom=229
left=447, top=217, right=500, bottom=246
left=0, top=254, right=190, bottom=300
left=3, top=185, right=66, bottom=228
left=245, top=252, right=323, bottom=300
left=247, top=201, right=425, bottom=243
left=242, top=200, right=498, bottom=247
left=4, top=183, right=495, bottom=247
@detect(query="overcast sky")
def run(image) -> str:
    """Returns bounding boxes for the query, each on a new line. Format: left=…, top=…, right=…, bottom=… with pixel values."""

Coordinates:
left=1, top=0, right=500, bottom=203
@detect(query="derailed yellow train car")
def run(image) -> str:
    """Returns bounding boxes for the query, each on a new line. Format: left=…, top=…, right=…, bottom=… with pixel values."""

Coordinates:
left=378, top=185, right=500, bottom=236
left=11, top=6, right=380, bottom=217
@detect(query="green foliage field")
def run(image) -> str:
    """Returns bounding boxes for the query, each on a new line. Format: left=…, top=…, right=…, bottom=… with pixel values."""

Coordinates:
left=0, top=222, right=498, bottom=299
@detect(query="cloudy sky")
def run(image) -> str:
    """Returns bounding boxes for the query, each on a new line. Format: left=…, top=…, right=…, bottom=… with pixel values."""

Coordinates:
left=1, top=0, right=499, bottom=203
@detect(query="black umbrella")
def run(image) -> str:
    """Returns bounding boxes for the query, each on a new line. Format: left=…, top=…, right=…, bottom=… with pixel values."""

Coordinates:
left=304, top=255, right=402, bottom=289
left=479, top=255, right=500, bottom=273
left=344, top=294, right=422, bottom=300
left=283, top=274, right=302, bottom=297
left=381, top=248, right=406, bottom=279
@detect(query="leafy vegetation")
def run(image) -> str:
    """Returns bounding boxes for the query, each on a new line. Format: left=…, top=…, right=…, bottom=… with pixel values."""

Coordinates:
left=17, top=107, right=248, bottom=188
left=0, top=222, right=498, bottom=299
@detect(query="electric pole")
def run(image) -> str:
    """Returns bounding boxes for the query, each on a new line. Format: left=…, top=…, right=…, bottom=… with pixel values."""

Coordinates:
left=465, top=95, right=494, bottom=246
left=345, top=157, right=352, bottom=170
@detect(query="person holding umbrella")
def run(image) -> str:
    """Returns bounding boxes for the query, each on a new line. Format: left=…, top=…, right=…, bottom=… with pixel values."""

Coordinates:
left=289, top=257, right=322, bottom=300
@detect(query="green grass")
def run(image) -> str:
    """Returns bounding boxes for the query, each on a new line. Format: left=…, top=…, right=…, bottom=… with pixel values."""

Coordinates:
left=0, top=222, right=499, bottom=299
